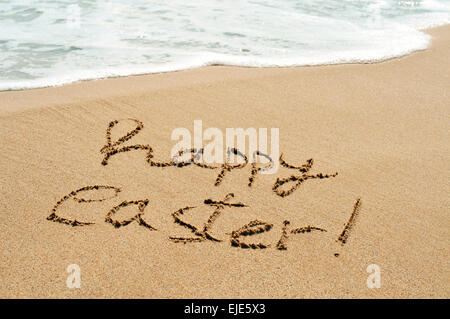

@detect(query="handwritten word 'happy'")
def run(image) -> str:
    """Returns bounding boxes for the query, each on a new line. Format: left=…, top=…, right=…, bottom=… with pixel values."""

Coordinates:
left=100, top=118, right=338, bottom=197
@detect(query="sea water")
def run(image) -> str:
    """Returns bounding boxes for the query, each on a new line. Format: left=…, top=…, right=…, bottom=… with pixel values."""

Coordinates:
left=0, top=0, right=449, bottom=90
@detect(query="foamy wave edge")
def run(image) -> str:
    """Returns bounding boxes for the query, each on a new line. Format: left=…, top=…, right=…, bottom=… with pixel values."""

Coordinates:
left=1, top=22, right=448, bottom=92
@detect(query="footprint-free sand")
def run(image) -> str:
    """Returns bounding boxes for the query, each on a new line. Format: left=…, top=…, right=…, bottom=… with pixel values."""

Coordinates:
left=0, top=26, right=448, bottom=298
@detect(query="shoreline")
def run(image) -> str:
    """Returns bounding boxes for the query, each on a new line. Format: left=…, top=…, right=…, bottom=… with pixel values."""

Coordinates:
left=1, top=22, right=448, bottom=94
left=0, top=44, right=431, bottom=94
left=0, top=24, right=449, bottom=298
left=0, top=24, right=448, bottom=114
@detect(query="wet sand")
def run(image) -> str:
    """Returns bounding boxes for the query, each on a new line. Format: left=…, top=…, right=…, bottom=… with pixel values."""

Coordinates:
left=0, top=25, right=449, bottom=298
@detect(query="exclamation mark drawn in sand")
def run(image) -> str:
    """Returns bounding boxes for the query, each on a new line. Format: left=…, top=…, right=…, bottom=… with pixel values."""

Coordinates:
left=334, top=198, right=362, bottom=257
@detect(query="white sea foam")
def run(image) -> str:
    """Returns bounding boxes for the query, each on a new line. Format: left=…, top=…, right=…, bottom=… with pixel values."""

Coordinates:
left=0, top=0, right=449, bottom=91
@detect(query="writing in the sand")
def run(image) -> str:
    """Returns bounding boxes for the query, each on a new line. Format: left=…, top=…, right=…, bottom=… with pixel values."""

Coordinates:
left=46, top=118, right=362, bottom=254
left=99, top=118, right=339, bottom=196
left=47, top=186, right=362, bottom=252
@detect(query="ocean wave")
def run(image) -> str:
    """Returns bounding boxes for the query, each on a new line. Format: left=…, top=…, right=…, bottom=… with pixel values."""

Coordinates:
left=0, top=0, right=449, bottom=91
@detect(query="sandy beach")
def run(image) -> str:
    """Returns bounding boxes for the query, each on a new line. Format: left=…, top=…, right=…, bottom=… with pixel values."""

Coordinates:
left=0, top=25, right=449, bottom=298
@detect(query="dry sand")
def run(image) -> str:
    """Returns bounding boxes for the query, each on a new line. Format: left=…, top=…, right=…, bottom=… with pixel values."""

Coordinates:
left=0, top=26, right=449, bottom=298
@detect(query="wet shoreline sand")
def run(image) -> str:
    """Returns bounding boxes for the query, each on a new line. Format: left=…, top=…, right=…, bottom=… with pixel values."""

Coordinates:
left=0, top=25, right=448, bottom=298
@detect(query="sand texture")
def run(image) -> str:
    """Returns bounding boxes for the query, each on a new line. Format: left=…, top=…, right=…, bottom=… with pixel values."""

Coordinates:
left=0, top=26, right=449, bottom=298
